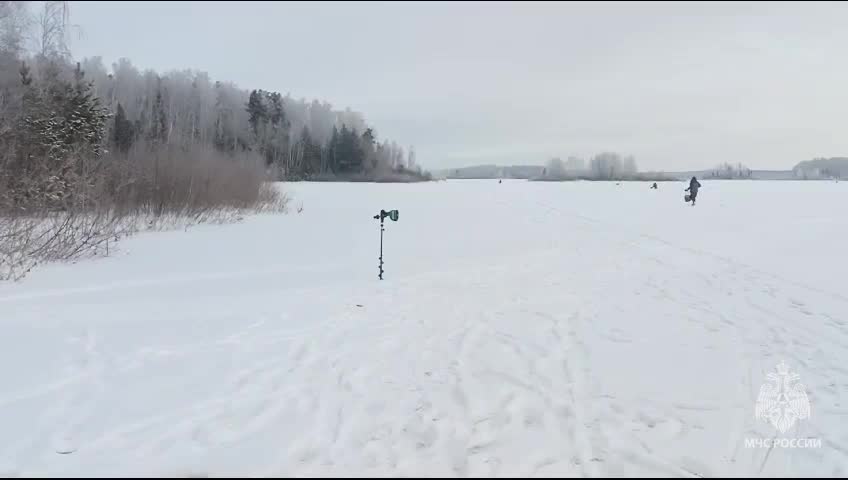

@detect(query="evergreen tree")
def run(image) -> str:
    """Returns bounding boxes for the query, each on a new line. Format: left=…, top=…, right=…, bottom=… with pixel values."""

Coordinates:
left=63, top=62, right=110, bottom=157
left=361, top=128, right=377, bottom=170
left=148, top=80, right=168, bottom=144
left=336, top=125, right=364, bottom=173
left=299, top=127, right=322, bottom=176
left=113, top=102, right=134, bottom=153
left=12, top=59, right=110, bottom=207
left=246, top=89, right=266, bottom=136
left=267, top=91, right=284, bottom=127
left=327, top=126, right=339, bottom=173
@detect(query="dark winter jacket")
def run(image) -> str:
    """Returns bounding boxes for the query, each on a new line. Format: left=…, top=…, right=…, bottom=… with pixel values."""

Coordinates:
left=686, top=177, right=701, bottom=195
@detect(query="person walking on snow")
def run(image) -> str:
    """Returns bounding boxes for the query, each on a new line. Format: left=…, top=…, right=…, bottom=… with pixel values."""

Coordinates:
left=685, top=176, right=701, bottom=205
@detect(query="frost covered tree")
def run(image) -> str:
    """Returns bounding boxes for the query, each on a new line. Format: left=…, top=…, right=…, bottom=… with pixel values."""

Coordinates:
left=546, top=157, right=565, bottom=177
left=565, top=156, right=584, bottom=172
left=710, top=162, right=752, bottom=179
left=589, top=152, right=637, bottom=180
left=407, top=146, right=416, bottom=171
left=0, top=0, right=428, bottom=217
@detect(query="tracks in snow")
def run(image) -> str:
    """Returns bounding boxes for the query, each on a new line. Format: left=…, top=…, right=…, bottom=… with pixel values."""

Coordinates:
left=2, top=185, right=848, bottom=476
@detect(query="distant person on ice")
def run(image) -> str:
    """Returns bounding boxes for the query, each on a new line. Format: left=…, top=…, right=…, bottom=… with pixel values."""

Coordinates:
left=651, top=182, right=658, bottom=189
left=685, top=176, right=701, bottom=205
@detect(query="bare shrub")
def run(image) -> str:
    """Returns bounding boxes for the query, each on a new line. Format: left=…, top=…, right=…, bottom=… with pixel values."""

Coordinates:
left=110, top=143, right=266, bottom=215
left=253, top=181, right=288, bottom=215
left=0, top=144, right=134, bottom=280
left=0, top=141, right=288, bottom=281
left=101, top=142, right=288, bottom=229
left=304, top=169, right=431, bottom=183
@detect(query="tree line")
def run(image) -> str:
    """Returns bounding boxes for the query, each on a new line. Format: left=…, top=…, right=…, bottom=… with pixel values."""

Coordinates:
left=709, top=162, right=752, bottom=179
left=2, top=1, right=426, bottom=192
left=0, top=1, right=426, bottom=280
left=792, top=157, right=847, bottom=180
left=540, top=153, right=669, bottom=181
left=83, top=57, right=426, bottom=181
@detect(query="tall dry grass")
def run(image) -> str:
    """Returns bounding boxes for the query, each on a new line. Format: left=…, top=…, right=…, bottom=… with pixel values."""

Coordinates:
left=0, top=142, right=287, bottom=280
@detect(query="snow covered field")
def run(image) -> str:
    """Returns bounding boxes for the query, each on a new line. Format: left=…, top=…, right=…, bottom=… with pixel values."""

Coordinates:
left=1, top=179, right=847, bottom=477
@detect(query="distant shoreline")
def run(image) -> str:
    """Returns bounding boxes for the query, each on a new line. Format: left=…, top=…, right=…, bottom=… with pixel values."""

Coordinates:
left=436, top=158, right=848, bottom=182
left=529, top=175, right=676, bottom=182
left=283, top=171, right=433, bottom=184
left=436, top=169, right=826, bottom=182
left=439, top=176, right=838, bottom=182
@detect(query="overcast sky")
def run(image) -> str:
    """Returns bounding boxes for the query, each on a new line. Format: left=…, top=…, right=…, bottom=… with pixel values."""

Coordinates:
left=67, top=1, right=848, bottom=171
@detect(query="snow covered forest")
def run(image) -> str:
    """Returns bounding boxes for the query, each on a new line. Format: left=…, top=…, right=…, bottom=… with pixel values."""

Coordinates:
left=708, top=163, right=753, bottom=180
left=545, top=153, right=638, bottom=180
left=537, top=153, right=672, bottom=181
left=0, top=1, right=424, bottom=280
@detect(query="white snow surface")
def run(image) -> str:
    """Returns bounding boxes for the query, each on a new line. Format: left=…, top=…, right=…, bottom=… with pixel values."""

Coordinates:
left=1, top=179, right=847, bottom=477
